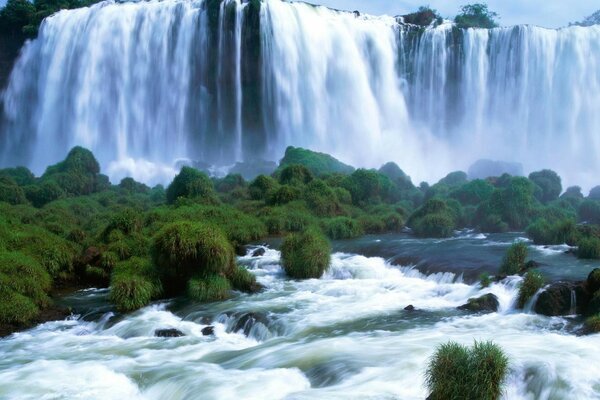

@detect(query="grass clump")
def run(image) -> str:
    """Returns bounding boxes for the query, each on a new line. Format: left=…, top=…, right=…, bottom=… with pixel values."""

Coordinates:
left=227, top=266, right=260, bottom=293
left=479, top=273, right=492, bottom=288
left=109, top=257, right=162, bottom=312
left=517, top=270, right=544, bottom=308
left=577, top=237, right=600, bottom=259
left=408, top=199, right=456, bottom=238
left=281, top=228, right=331, bottom=279
left=425, top=341, right=509, bottom=400
left=585, top=315, right=600, bottom=333
left=323, top=217, right=363, bottom=240
left=500, top=242, right=527, bottom=276
left=166, top=166, right=216, bottom=204
left=187, top=275, right=231, bottom=302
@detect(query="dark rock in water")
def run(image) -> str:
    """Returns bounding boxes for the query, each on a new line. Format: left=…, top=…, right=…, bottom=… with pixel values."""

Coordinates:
left=586, top=293, right=600, bottom=316
left=587, top=268, right=600, bottom=293
left=155, top=328, right=184, bottom=338
left=404, top=305, right=415, bottom=311
left=201, top=326, right=215, bottom=336
left=468, top=159, right=523, bottom=180
left=457, top=294, right=499, bottom=313
left=534, top=282, right=591, bottom=316
left=231, top=312, right=269, bottom=336
left=524, top=260, right=541, bottom=270
left=353, top=10, right=360, bottom=17
left=252, top=248, right=266, bottom=257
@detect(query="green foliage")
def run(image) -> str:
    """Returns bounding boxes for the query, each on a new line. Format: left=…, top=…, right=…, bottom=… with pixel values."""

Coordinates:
left=187, top=275, right=231, bottom=302
left=109, top=257, right=162, bottom=312
left=0, top=251, right=51, bottom=307
left=343, top=169, right=389, bottom=206
left=0, top=176, right=28, bottom=205
left=579, top=200, right=600, bottom=224
left=426, top=341, right=509, bottom=400
left=152, top=221, right=234, bottom=289
left=450, top=179, right=494, bottom=206
left=500, top=242, right=527, bottom=276
left=378, top=162, right=414, bottom=190
left=585, top=315, right=600, bottom=333
left=303, top=179, right=340, bottom=217
left=278, top=146, right=354, bottom=177
left=577, top=237, right=600, bottom=259
left=281, top=229, right=331, bottom=279
left=529, top=170, right=562, bottom=204
left=215, top=174, right=246, bottom=193
left=24, top=180, right=66, bottom=207
left=402, top=6, right=442, bottom=26
left=248, top=174, right=279, bottom=201
left=118, top=177, right=149, bottom=194
left=408, top=199, right=456, bottom=238
left=258, top=203, right=317, bottom=235
left=267, top=184, right=301, bottom=205
left=477, top=177, right=536, bottom=230
left=323, top=217, right=363, bottom=240
left=227, top=266, right=259, bottom=293
left=438, top=171, right=468, bottom=187
left=277, top=164, right=313, bottom=186
left=0, top=288, right=39, bottom=325
left=0, top=0, right=35, bottom=35
left=0, top=166, right=35, bottom=186
left=166, top=167, right=216, bottom=204
left=517, top=270, right=544, bottom=308
left=103, top=208, right=142, bottom=238
left=42, top=146, right=101, bottom=196
left=455, top=3, right=499, bottom=29
left=526, top=218, right=577, bottom=245
left=479, top=273, right=492, bottom=288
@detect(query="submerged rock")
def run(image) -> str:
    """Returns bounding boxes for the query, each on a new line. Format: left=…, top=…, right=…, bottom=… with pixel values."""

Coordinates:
left=251, top=248, right=266, bottom=257
left=155, top=328, right=184, bottom=338
left=201, top=326, right=215, bottom=336
left=404, top=305, right=415, bottom=311
left=534, top=282, right=590, bottom=316
left=457, top=294, right=499, bottom=313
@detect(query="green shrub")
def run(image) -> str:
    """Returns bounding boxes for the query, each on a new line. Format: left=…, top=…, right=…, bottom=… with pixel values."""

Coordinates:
left=454, top=3, right=499, bottom=29
left=378, top=162, right=414, bottom=190
left=187, top=275, right=231, bottom=301
left=24, top=180, right=66, bottom=207
left=215, top=174, right=246, bottom=193
left=227, top=266, right=260, bottom=292
left=425, top=341, right=508, bottom=400
left=166, top=167, right=216, bottom=204
left=408, top=199, right=456, bottom=238
left=277, top=164, right=313, bottom=186
left=248, top=175, right=278, bottom=200
left=0, top=288, right=39, bottom=325
left=517, top=270, right=544, bottom=308
left=153, top=221, right=234, bottom=288
left=0, top=166, right=35, bottom=186
left=579, top=200, right=600, bottom=224
left=323, top=217, right=363, bottom=239
left=500, top=242, right=528, bottom=276
left=402, top=6, right=442, bottom=26
left=342, top=169, right=387, bottom=205
left=479, top=273, right=492, bottom=288
left=526, top=218, right=577, bottom=245
left=529, top=170, right=562, bottom=204
left=438, top=171, right=468, bottom=187
left=0, top=177, right=28, bottom=205
left=42, top=147, right=101, bottom=196
left=267, top=185, right=301, bottom=205
left=258, top=203, right=317, bottom=235
left=577, top=237, right=600, bottom=259
left=109, top=257, right=162, bottom=312
left=278, top=147, right=354, bottom=176
left=0, top=251, right=51, bottom=307
left=304, top=179, right=340, bottom=216
left=449, top=179, right=494, bottom=206
left=118, top=177, right=149, bottom=194
left=281, top=229, right=331, bottom=279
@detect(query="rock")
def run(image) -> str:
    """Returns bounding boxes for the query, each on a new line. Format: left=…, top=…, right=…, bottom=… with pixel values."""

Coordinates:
left=524, top=260, right=541, bottom=270
left=586, top=292, right=600, bottom=316
left=457, top=294, right=499, bottom=313
left=201, top=326, right=215, bottom=336
left=251, top=248, right=266, bottom=257
left=231, top=312, right=269, bottom=336
left=534, top=282, right=590, bottom=316
left=353, top=10, right=360, bottom=17
left=404, top=305, right=415, bottom=311
left=587, top=268, right=600, bottom=293
left=155, top=328, right=184, bottom=337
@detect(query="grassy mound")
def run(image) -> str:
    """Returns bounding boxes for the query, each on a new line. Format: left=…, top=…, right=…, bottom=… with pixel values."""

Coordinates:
left=281, top=229, right=331, bottom=279
left=109, top=257, right=162, bottom=312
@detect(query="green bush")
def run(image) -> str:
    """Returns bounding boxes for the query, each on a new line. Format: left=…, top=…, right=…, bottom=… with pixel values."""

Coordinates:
left=215, top=174, right=246, bottom=193
left=303, top=179, right=340, bottom=217
left=0, top=166, right=35, bottom=186
left=526, top=218, right=577, bottom=245
left=109, top=257, right=162, bottom=312
left=258, top=203, right=317, bottom=235
left=248, top=175, right=278, bottom=200
left=153, top=221, right=234, bottom=289
left=449, top=179, right=494, bottom=206
left=408, top=199, right=456, bottom=238
left=517, top=270, right=544, bottom=308
left=529, top=170, right=562, bottom=204
left=187, top=275, right=231, bottom=301
left=166, top=167, right=216, bottom=204
left=0, top=176, right=28, bottom=205
left=425, top=341, right=509, bottom=400
left=118, top=177, right=149, bottom=194
left=402, top=6, right=442, bottom=26
left=0, top=251, right=51, bottom=307
left=454, top=3, right=499, bottom=29
left=0, top=288, right=39, bottom=325
left=577, top=237, right=600, bottom=259
left=42, top=146, right=101, bottom=196
left=278, top=146, right=354, bottom=176
left=500, top=242, right=528, bottom=276
left=227, top=266, right=260, bottom=293
left=278, top=164, right=313, bottom=186
left=342, top=169, right=387, bottom=205
left=438, top=171, right=468, bottom=187
left=323, top=217, right=363, bottom=239
left=479, top=273, right=492, bottom=288
left=267, top=185, right=301, bottom=205
left=585, top=315, right=600, bottom=333
left=579, top=200, right=600, bottom=224
left=24, top=180, right=66, bottom=207
left=378, top=162, right=414, bottom=190
left=281, top=229, right=331, bottom=279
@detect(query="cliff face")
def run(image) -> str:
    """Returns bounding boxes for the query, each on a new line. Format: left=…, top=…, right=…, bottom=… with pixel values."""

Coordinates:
left=0, top=34, right=25, bottom=90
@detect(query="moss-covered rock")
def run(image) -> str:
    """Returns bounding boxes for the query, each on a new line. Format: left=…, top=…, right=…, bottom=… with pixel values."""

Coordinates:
left=281, top=229, right=331, bottom=279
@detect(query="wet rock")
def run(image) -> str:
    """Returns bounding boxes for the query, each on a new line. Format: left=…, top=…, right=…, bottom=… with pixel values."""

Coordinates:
left=524, top=260, right=541, bottom=270
left=404, top=305, right=415, bottom=311
left=457, top=293, right=499, bottom=313
left=534, top=282, right=590, bottom=316
left=201, top=326, right=215, bottom=336
left=251, top=247, right=266, bottom=257
left=587, top=268, right=600, bottom=293
left=231, top=312, right=269, bottom=336
left=155, top=328, right=184, bottom=337
left=586, top=293, right=600, bottom=316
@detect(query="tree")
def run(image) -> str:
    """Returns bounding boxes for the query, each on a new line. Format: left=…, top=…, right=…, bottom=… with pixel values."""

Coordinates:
left=455, top=3, right=499, bottom=29
left=571, top=10, right=600, bottom=27
left=0, top=0, right=35, bottom=35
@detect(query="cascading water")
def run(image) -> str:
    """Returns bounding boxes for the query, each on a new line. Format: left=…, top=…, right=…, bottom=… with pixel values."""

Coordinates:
left=1, top=0, right=600, bottom=186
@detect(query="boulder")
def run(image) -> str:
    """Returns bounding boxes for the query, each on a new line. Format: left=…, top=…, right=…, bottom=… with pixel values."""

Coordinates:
left=252, top=248, right=266, bottom=257
left=230, top=312, right=269, bottom=336
left=586, top=292, right=600, bottom=317
left=534, top=282, right=590, bottom=316
left=404, top=305, right=415, bottom=311
left=457, top=294, right=499, bottom=313
left=155, top=328, right=184, bottom=338
left=587, top=268, right=600, bottom=293
left=201, top=326, right=215, bottom=336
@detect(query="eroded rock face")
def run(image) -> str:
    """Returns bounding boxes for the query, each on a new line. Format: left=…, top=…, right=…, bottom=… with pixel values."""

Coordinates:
left=457, top=293, right=499, bottom=313
left=155, top=328, right=184, bottom=337
left=534, top=282, right=590, bottom=316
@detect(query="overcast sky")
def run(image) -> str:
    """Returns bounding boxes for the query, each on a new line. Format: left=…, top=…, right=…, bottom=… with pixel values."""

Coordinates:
left=314, top=0, right=597, bottom=28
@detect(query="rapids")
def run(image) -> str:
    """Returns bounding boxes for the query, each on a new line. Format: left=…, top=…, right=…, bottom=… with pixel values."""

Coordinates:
left=1, top=0, right=600, bottom=187
left=1, top=237, right=599, bottom=399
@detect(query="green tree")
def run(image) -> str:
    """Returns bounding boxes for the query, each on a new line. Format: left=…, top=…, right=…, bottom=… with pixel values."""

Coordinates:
left=455, top=3, right=499, bottom=29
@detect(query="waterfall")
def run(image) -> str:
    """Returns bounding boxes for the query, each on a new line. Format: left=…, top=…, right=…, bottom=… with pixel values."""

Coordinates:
left=1, top=0, right=600, bottom=186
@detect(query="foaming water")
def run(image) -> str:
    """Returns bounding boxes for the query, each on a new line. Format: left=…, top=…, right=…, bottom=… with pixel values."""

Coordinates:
left=1, top=247, right=599, bottom=399
left=1, top=0, right=600, bottom=186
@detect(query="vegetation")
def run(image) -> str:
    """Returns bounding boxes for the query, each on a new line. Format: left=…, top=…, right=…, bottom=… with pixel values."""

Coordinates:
left=500, top=242, right=527, bottom=276
left=517, top=270, right=544, bottom=308
left=278, top=146, right=354, bottom=176
left=281, top=229, right=331, bottom=279
left=454, top=3, right=499, bottom=29
left=402, top=6, right=442, bottom=27
left=425, top=341, right=509, bottom=400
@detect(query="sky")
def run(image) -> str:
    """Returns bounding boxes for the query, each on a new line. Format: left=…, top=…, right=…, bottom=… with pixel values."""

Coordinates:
left=313, top=0, right=598, bottom=28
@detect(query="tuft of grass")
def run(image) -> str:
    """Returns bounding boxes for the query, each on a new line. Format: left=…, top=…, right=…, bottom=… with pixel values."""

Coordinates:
left=517, top=270, right=544, bottom=308
left=500, top=242, right=527, bottom=276
left=227, top=266, right=260, bottom=293
left=425, top=341, right=509, bottom=400
left=187, top=275, right=232, bottom=302
left=0, top=288, right=40, bottom=325
left=585, top=314, right=600, bottom=333
left=479, top=273, right=492, bottom=288
left=577, top=237, right=600, bottom=259
left=109, top=257, right=162, bottom=312
left=323, top=217, right=363, bottom=240
left=281, top=228, right=331, bottom=279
